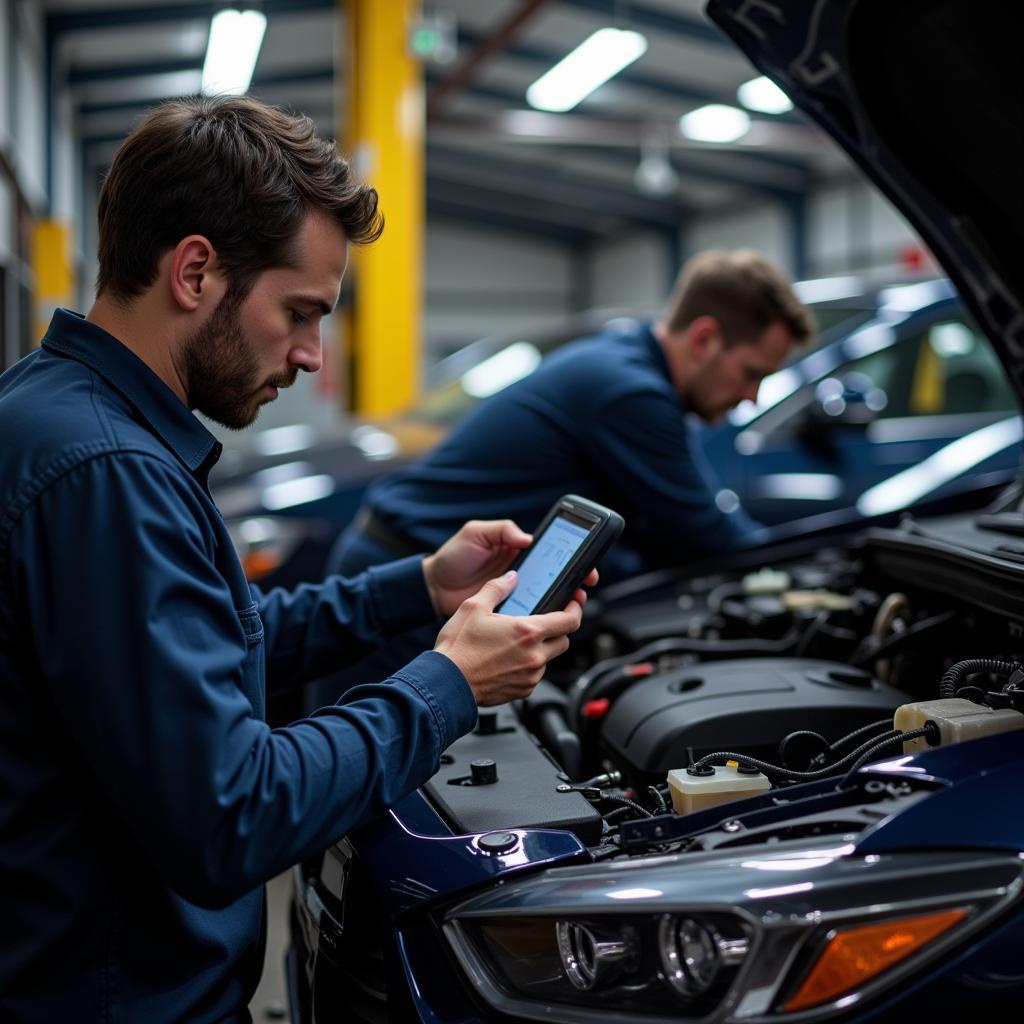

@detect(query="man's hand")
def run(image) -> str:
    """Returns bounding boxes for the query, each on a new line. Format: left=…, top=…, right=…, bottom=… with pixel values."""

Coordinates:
left=422, top=519, right=532, bottom=617
left=434, top=569, right=595, bottom=706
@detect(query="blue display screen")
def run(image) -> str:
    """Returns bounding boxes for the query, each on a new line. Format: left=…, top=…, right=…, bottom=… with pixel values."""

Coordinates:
left=499, top=515, right=592, bottom=616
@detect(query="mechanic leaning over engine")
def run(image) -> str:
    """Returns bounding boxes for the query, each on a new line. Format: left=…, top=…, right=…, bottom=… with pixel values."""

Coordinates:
left=330, top=248, right=816, bottom=584
left=0, top=95, right=595, bottom=1023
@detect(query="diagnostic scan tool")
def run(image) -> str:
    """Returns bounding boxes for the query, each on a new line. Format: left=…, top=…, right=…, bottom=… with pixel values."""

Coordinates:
left=497, top=494, right=624, bottom=616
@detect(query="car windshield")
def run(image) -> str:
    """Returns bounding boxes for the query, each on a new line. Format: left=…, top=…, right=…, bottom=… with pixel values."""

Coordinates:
left=408, top=299, right=877, bottom=429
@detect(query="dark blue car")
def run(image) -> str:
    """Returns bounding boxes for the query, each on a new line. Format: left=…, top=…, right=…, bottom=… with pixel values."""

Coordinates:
left=287, top=1, right=1024, bottom=1020
left=215, top=277, right=1020, bottom=589
left=703, top=278, right=1019, bottom=526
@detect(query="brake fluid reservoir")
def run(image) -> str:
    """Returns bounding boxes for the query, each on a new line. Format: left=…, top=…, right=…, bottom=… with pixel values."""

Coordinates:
left=667, top=765, right=770, bottom=816
left=895, top=698, right=1024, bottom=754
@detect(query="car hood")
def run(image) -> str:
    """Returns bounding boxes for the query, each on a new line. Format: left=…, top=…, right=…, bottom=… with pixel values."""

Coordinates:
left=707, top=0, right=1024, bottom=406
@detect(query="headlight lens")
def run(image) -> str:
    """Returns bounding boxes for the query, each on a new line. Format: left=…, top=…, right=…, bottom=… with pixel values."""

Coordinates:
left=659, top=914, right=747, bottom=997
left=443, top=847, right=1022, bottom=1023
left=555, top=919, right=637, bottom=991
left=448, top=911, right=750, bottom=1018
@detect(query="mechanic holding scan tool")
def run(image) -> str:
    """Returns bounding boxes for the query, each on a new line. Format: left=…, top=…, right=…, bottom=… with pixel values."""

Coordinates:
left=0, top=96, right=595, bottom=1023
left=330, top=248, right=815, bottom=583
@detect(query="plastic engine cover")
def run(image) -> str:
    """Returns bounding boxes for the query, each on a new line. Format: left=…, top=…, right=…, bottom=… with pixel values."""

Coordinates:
left=602, top=658, right=910, bottom=775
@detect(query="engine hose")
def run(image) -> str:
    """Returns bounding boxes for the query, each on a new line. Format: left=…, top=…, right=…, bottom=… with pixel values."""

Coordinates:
left=938, top=658, right=1020, bottom=699
left=567, top=628, right=801, bottom=732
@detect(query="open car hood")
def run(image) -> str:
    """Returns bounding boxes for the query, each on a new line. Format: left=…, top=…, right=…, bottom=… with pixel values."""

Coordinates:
left=707, top=0, right=1024, bottom=406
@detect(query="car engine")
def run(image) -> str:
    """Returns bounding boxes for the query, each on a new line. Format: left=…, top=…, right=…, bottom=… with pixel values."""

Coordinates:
left=422, top=495, right=1024, bottom=855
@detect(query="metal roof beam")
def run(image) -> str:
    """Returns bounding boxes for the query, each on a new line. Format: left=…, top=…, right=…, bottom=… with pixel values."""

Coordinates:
left=454, top=26, right=800, bottom=123
left=46, top=0, right=332, bottom=37
left=556, top=0, right=732, bottom=48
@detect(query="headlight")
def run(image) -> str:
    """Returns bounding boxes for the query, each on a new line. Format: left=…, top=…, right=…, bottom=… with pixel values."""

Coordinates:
left=443, top=845, right=1021, bottom=1022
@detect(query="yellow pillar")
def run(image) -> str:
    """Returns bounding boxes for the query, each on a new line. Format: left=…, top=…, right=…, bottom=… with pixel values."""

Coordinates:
left=32, top=219, right=75, bottom=343
left=343, top=0, right=424, bottom=416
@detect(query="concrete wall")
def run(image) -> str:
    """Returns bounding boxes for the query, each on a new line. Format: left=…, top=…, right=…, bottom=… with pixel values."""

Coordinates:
left=682, top=181, right=928, bottom=284
left=807, top=179, right=929, bottom=277
left=587, top=230, right=674, bottom=314
left=687, top=201, right=792, bottom=273
left=424, top=220, right=577, bottom=359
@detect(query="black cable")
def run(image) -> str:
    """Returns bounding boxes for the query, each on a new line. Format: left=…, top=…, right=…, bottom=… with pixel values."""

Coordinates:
left=646, top=785, right=667, bottom=814
left=850, top=609, right=956, bottom=668
left=827, top=717, right=894, bottom=754
left=600, top=795, right=653, bottom=819
left=691, top=730, right=905, bottom=783
left=836, top=727, right=931, bottom=788
left=706, top=581, right=747, bottom=614
left=793, top=610, right=829, bottom=658
left=938, top=658, right=1020, bottom=699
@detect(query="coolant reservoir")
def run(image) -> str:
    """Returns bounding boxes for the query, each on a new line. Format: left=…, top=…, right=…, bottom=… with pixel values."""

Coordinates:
left=667, top=764, right=770, bottom=815
left=894, top=698, right=1024, bottom=754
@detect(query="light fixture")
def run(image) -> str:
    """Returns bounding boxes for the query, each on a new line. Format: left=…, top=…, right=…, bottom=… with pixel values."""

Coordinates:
left=679, top=104, right=750, bottom=144
left=201, top=8, right=268, bottom=96
left=737, top=75, right=792, bottom=114
left=633, top=131, right=680, bottom=196
left=526, top=27, right=648, bottom=112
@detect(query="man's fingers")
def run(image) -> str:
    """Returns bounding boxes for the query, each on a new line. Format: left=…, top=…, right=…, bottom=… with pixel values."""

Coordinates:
left=529, top=601, right=583, bottom=638
left=497, top=520, right=536, bottom=552
left=472, top=570, right=518, bottom=611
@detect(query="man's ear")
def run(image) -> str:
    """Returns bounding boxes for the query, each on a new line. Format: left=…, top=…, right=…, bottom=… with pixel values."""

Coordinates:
left=169, top=235, right=227, bottom=312
left=685, top=315, right=724, bottom=366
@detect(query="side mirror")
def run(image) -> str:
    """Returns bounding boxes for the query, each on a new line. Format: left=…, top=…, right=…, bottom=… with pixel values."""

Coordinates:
left=796, top=374, right=887, bottom=458
left=808, top=373, right=888, bottom=429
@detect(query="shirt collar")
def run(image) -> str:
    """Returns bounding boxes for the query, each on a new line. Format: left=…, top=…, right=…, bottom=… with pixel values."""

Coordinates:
left=640, top=320, right=674, bottom=383
left=42, top=308, right=221, bottom=477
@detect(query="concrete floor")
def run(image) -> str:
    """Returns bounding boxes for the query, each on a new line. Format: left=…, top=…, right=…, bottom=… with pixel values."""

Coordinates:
left=249, top=872, right=293, bottom=1022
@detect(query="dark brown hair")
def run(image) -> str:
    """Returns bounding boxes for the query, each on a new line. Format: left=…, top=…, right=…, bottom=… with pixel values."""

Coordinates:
left=662, top=249, right=814, bottom=348
left=95, top=95, right=383, bottom=302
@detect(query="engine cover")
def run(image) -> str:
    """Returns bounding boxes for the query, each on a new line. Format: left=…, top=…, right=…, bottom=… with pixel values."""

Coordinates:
left=602, top=658, right=910, bottom=775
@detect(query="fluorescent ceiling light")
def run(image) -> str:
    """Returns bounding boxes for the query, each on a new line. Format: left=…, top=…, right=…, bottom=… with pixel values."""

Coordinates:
left=679, top=104, right=750, bottom=143
left=737, top=75, right=792, bottom=114
left=202, top=8, right=267, bottom=96
left=526, top=27, right=648, bottom=113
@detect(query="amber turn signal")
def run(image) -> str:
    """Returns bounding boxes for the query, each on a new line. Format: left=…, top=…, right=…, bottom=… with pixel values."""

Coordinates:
left=782, top=907, right=968, bottom=1012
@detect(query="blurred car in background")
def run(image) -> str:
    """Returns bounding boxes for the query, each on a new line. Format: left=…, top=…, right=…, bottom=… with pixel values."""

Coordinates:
left=212, top=277, right=1021, bottom=588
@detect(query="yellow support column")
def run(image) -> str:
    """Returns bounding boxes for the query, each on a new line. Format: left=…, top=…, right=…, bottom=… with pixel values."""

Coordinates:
left=343, top=0, right=424, bottom=416
left=32, top=219, right=75, bottom=344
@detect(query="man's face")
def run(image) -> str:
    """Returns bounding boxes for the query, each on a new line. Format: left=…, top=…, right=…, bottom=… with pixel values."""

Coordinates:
left=181, top=212, right=348, bottom=430
left=683, top=320, right=794, bottom=423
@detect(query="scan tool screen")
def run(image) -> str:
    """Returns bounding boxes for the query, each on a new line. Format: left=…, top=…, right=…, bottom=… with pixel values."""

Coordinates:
left=499, top=515, right=591, bottom=616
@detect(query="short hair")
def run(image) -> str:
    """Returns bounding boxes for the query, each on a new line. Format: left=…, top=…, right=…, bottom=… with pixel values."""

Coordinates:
left=661, top=249, right=814, bottom=348
left=95, top=95, right=383, bottom=302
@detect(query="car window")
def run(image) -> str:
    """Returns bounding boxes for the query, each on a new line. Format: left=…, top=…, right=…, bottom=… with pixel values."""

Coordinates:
left=747, top=316, right=1016, bottom=447
left=847, top=319, right=1015, bottom=419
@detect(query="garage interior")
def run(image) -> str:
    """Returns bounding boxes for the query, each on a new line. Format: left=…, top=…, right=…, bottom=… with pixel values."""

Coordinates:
left=6, top=3, right=1015, bottom=1023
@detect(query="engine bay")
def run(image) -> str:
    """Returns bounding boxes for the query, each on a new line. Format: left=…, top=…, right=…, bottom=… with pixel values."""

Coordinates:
left=422, top=493, right=1024, bottom=854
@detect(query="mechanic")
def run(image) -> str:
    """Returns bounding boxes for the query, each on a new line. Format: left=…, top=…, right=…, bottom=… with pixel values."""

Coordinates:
left=0, top=96, right=593, bottom=1022
left=328, top=248, right=815, bottom=583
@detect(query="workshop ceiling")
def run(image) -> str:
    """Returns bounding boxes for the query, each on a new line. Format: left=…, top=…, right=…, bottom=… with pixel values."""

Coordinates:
left=47, top=0, right=852, bottom=245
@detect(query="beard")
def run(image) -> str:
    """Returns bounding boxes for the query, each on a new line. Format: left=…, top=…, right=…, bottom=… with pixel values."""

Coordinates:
left=180, top=292, right=297, bottom=430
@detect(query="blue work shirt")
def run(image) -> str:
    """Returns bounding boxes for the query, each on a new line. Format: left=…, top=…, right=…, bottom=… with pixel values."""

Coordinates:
left=0, top=310, right=476, bottom=1022
left=360, top=320, right=763, bottom=578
